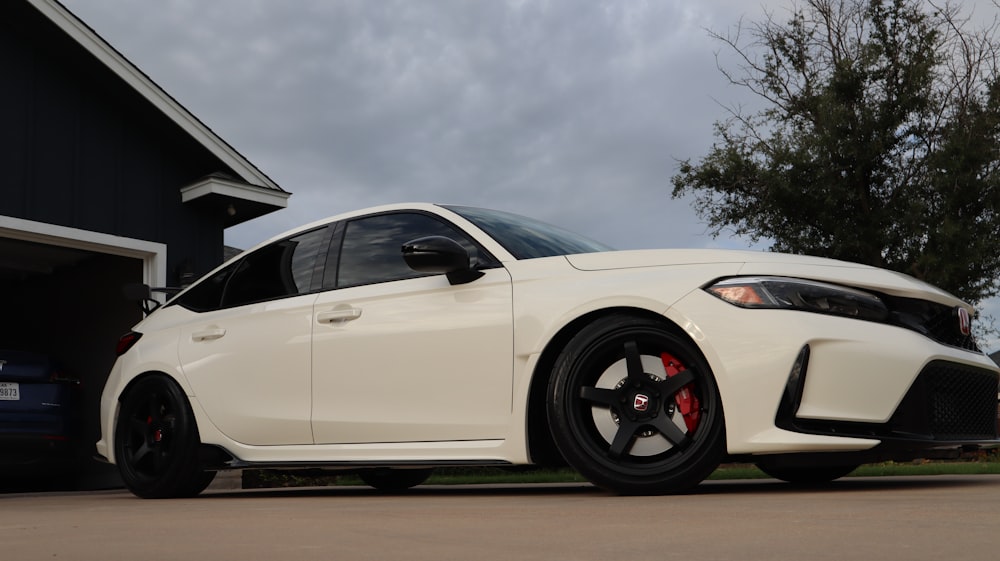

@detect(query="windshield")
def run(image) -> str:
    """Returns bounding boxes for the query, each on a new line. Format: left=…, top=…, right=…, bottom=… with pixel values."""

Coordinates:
left=443, top=205, right=614, bottom=259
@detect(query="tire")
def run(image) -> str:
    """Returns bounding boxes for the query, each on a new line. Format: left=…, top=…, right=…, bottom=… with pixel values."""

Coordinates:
left=358, top=468, right=434, bottom=491
left=548, top=316, right=725, bottom=495
left=755, top=461, right=858, bottom=484
left=114, top=375, right=215, bottom=498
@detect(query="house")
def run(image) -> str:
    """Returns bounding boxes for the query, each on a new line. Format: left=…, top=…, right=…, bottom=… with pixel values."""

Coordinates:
left=991, top=351, right=1000, bottom=433
left=1, top=0, right=289, bottom=487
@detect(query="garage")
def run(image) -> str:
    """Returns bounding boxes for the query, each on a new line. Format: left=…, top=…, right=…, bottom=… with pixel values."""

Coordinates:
left=1, top=1, right=289, bottom=489
left=0, top=219, right=168, bottom=487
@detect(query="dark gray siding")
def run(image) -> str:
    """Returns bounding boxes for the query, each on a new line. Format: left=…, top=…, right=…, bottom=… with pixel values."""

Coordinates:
left=1, top=1, right=239, bottom=283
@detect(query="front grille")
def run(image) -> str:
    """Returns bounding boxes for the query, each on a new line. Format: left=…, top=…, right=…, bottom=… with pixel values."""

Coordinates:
left=882, top=295, right=981, bottom=352
left=891, top=361, right=999, bottom=440
left=924, top=307, right=980, bottom=352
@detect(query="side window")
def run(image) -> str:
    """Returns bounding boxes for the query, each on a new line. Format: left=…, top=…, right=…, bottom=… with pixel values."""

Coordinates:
left=174, top=226, right=330, bottom=312
left=221, top=226, right=330, bottom=308
left=335, top=213, right=478, bottom=288
left=172, top=266, right=232, bottom=312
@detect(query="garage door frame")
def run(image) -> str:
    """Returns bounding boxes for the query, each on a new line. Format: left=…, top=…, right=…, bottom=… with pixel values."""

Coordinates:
left=0, top=215, right=167, bottom=298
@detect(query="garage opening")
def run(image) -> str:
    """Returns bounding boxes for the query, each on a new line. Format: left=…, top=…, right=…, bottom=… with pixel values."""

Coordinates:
left=0, top=221, right=165, bottom=491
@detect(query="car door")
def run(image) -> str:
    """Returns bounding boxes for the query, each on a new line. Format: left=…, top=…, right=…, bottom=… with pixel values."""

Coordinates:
left=175, top=225, right=331, bottom=446
left=311, top=211, right=513, bottom=444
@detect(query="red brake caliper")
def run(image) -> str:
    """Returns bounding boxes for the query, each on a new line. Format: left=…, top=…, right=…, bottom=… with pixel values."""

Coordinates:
left=147, top=415, right=163, bottom=443
left=661, top=353, right=700, bottom=433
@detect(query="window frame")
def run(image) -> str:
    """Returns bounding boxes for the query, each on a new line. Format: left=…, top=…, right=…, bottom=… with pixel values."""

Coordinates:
left=324, top=210, right=500, bottom=291
left=170, top=224, right=334, bottom=312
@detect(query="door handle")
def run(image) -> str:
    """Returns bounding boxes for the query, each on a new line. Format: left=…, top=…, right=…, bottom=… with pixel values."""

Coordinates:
left=317, top=307, right=362, bottom=324
left=191, top=328, right=226, bottom=342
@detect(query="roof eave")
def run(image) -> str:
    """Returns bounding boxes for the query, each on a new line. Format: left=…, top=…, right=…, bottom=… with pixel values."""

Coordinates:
left=30, top=0, right=285, bottom=195
left=181, top=176, right=290, bottom=227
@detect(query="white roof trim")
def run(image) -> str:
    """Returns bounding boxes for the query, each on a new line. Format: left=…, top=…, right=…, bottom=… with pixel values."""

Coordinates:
left=29, top=0, right=282, bottom=193
left=181, top=176, right=290, bottom=208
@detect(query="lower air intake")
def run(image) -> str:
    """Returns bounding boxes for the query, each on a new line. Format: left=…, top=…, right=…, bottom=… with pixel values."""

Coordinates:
left=892, top=361, right=999, bottom=440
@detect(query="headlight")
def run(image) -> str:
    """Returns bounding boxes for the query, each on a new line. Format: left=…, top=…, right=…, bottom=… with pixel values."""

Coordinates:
left=705, top=276, right=890, bottom=322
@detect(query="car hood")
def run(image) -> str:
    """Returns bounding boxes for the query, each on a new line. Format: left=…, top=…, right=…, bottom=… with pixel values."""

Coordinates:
left=565, top=249, right=967, bottom=308
left=565, top=249, right=862, bottom=270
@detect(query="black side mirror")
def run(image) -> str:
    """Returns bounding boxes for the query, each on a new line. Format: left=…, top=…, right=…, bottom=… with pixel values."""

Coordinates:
left=402, top=236, right=484, bottom=285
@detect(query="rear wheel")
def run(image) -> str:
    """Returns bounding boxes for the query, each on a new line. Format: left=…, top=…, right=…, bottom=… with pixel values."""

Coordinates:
left=358, top=468, right=433, bottom=491
left=114, top=375, right=215, bottom=498
left=548, top=316, right=725, bottom=495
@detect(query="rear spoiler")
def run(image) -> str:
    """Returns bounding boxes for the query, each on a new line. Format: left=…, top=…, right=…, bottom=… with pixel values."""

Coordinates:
left=122, top=283, right=181, bottom=316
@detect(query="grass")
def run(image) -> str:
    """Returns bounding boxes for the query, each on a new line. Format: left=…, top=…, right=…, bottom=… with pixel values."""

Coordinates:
left=850, top=458, right=1000, bottom=477
left=709, top=457, right=1000, bottom=481
left=243, top=450, right=1000, bottom=488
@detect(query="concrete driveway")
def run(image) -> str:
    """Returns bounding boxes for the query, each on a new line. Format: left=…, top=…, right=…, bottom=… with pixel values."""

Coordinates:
left=3, top=475, right=998, bottom=561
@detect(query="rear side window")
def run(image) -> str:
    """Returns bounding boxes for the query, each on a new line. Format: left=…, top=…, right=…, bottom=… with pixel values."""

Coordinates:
left=173, top=267, right=230, bottom=312
left=174, top=226, right=331, bottom=312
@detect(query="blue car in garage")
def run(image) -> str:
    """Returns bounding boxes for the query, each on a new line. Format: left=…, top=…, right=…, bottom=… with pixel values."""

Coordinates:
left=0, top=350, right=80, bottom=479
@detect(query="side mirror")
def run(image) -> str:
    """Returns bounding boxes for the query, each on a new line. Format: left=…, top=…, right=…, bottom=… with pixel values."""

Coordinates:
left=402, top=236, right=484, bottom=285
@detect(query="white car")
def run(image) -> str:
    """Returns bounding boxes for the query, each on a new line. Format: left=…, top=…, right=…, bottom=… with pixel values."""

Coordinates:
left=96, top=204, right=1000, bottom=498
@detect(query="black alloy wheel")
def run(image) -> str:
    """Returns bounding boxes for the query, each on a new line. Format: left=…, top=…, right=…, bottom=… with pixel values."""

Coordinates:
left=548, top=316, right=725, bottom=495
left=114, top=375, right=215, bottom=498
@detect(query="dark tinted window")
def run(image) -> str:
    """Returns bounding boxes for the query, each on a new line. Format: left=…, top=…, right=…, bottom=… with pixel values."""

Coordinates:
left=173, top=267, right=231, bottom=312
left=173, top=226, right=330, bottom=312
left=335, top=213, right=478, bottom=288
left=222, top=227, right=329, bottom=307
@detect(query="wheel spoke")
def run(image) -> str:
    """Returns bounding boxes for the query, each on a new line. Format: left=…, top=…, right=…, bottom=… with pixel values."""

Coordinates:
left=147, top=394, right=162, bottom=424
left=580, top=386, right=618, bottom=406
left=152, top=448, right=167, bottom=474
left=623, top=341, right=646, bottom=385
left=129, top=417, right=147, bottom=437
left=649, top=415, right=691, bottom=448
left=655, top=369, right=695, bottom=397
left=608, top=420, right=638, bottom=459
left=130, top=441, right=153, bottom=467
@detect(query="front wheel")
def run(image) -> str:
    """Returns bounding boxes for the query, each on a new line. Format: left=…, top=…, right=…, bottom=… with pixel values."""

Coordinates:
left=114, top=375, right=215, bottom=498
left=548, top=316, right=725, bottom=495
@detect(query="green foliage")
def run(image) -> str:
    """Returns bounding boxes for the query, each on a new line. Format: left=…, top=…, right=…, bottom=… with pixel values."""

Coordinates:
left=673, top=0, right=1000, bottom=303
left=243, top=452, right=1000, bottom=487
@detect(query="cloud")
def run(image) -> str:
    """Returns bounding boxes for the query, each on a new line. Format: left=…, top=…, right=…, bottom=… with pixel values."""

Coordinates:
left=64, top=0, right=749, bottom=245
left=62, top=0, right=1000, bottom=350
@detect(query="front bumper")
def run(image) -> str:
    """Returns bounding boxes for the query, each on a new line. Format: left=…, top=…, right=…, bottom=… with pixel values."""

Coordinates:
left=671, top=289, right=1000, bottom=455
left=777, top=349, right=999, bottom=452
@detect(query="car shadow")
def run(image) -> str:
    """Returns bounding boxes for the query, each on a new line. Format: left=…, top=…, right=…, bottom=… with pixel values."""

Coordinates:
left=194, top=474, right=1000, bottom=500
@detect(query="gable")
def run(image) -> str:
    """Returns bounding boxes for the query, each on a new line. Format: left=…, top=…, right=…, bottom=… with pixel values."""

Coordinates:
left=14, top=0, right=289, bottom=227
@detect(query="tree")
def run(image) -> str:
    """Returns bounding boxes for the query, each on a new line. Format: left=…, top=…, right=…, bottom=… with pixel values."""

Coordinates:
left=672, top=0, right=1000, bottom=304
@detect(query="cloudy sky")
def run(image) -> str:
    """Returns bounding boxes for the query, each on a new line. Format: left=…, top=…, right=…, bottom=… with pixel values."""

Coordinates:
left=59, top=0, right=999, bottom=350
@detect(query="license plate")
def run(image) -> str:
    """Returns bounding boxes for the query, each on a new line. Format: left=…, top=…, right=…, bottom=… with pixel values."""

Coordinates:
left=0, top=382, right=19, bottom=401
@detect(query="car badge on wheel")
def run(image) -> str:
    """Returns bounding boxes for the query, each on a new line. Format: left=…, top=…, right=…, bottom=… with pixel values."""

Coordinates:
left=634, top=394, right=650, bottom=412
left=957, top=307, right=971, bottom=337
